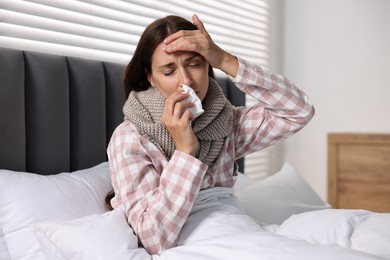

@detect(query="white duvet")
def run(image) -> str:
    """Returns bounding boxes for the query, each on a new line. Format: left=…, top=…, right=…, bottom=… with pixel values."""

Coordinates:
left=2, top=163, right=389, bottom=260
left=153, top=188, right=390, bottom=260
left=29, top=187, right=389, bottom=260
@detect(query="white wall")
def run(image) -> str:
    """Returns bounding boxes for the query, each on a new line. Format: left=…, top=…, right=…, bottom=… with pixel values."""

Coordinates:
left=281, top=0, right=390, bottom=200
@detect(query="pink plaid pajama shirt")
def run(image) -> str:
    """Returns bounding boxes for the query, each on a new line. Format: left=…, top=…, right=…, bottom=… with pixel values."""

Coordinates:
left=107, top=57, right=315, bottom=255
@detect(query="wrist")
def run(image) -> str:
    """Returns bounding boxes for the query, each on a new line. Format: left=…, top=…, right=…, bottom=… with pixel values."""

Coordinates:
left=176, top=142, right=198, bottom=157
left=218, top=52, right=239, bottom=78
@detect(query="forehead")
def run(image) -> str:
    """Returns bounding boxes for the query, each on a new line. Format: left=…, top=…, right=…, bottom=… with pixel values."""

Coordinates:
left=151, top=42, right=198, bottom=66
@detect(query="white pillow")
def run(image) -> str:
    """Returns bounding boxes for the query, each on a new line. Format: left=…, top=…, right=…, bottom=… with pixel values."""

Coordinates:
left=0, top=162, right=112, bottom=259
left=234, top=171, right=257, bottom=191
left=235, top=163, right=330, bottom=225
left=275, top=209, right=390, bottom=259
left=34, top=207, right=150, bottom=260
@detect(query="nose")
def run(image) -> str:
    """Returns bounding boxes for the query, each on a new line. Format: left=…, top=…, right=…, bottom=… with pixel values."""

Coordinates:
left=180, top=67, right=192, bottom=86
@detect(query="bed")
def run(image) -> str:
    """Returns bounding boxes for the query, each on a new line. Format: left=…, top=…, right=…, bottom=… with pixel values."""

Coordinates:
left=1, top=47, right=389, bottom=260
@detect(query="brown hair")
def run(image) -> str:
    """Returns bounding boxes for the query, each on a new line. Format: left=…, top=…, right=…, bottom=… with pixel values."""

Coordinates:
left=105, top=190, right=115, bottom=210
left=123, top=15, right=214, bottom=97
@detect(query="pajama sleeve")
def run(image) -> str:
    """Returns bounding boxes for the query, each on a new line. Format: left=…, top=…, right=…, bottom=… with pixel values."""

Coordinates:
left=230, top=57, right=315, bottom=158
left=107, top=123, right=208, bottom=255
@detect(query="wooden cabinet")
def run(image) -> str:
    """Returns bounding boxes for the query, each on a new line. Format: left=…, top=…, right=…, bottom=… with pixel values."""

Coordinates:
left=328, top=133, right=390, bottom=212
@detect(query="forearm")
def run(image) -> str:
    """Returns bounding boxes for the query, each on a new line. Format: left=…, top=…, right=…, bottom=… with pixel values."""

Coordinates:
left=231, top=57, right=315, bottom=128
left=230, top=58, right=315, bottom=157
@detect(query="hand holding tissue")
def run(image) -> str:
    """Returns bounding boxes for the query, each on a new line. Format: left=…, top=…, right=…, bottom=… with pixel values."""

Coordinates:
left=181, top=84, right=204, bottom=118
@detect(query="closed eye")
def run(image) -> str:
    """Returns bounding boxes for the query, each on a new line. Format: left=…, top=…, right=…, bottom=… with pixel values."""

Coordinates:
left=164, top=70, right=174, bottom=76
left=188, top=62, right=200, bottom=68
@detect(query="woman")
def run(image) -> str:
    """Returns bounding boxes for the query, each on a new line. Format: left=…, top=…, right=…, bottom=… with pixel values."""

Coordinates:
left=107, top=14, right=315, bottom=255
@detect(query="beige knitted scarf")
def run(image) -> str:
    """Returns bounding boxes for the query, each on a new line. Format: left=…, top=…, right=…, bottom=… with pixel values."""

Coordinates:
left=123, top=78, right=233, bottom=166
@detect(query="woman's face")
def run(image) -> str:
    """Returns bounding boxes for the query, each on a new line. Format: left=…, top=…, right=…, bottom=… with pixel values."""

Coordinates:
left=147, top=42, right=209, bottom=101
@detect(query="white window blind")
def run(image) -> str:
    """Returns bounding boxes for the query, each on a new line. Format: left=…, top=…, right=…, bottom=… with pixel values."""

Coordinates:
left=0, top=0, right=280, bottom=179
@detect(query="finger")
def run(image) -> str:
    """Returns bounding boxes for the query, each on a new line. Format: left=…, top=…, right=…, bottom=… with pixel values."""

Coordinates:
left=163, top=32, right=194, bottom=53
left=163, top=30, right=185, bottom=45
left=163, top=90, right=190, bottom=117
left=182, top=109, right=195, bottom=123
left=163, top=100, right=194, bottom=133
left=172, top=100, right=194, bottom=119
left=192, top=14, right=207, bottom=35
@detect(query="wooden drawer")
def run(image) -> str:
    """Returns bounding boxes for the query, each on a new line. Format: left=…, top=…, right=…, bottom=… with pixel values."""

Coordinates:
left=338, top=145, right=390, bottom=182
left=338, top=182, right=390, bottom=212
left=328, top=133, right=390, bottom=213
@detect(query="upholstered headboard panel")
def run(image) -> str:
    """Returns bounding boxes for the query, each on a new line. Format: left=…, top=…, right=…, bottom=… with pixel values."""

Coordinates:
left=0, top=47, right=125, bottom=174
left=0, top=47, right=245, bottom=175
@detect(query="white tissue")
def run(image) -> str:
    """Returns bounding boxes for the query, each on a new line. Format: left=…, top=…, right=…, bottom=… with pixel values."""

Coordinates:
left=181, top=84, right=204, bottom=118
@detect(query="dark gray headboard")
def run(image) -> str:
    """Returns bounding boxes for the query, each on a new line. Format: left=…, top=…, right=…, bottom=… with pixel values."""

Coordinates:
left=0, top=47, right=125, bottom=174
left=0, top=47, right=245, bottom=175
